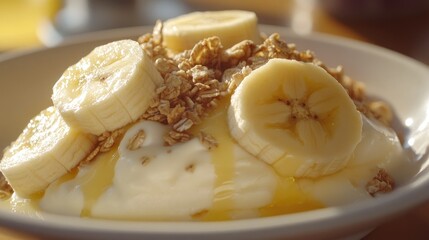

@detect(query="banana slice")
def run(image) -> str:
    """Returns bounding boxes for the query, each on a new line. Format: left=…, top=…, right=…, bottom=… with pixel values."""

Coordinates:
left=163, top=10, right=262, bottom=52
left=228, top=59, right=362, bottom=178
left=52, top=40, right=162, bottom=135
left=0, top=107, right=97, bottom=197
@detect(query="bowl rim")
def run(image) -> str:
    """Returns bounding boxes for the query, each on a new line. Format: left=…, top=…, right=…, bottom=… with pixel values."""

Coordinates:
left=0, top=25, right=428, bottom=239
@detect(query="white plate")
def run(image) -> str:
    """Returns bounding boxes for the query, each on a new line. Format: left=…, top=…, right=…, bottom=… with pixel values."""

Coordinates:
left=0, top=25, right=428, bottom=240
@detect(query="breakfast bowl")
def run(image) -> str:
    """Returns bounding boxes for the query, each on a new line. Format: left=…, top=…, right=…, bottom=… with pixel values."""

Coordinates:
left=0, top=24, right=428, bottom=240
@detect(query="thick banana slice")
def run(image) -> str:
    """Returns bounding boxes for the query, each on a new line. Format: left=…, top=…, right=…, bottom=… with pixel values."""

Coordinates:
left=0, top=107, right=97, bottom=197
left=228, top=59, right=362, bottom=178
left=163, top=10, right=262, bottom=52
left=52, top=40, right=162, bottom=135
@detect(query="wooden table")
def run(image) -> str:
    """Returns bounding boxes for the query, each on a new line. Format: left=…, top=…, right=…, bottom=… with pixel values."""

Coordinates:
left=1, top=0, right=429, bottom=239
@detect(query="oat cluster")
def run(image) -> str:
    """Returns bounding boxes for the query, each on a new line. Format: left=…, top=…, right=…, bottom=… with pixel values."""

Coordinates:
left=366, top=169, right=395, bottom=196
left=79, top=128, right=125, bottom=167
left=138, top=23, right=227, bottom=145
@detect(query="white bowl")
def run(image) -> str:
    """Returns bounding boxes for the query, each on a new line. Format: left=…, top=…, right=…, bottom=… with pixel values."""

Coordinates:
left=0, top=25, right=428, bottom=240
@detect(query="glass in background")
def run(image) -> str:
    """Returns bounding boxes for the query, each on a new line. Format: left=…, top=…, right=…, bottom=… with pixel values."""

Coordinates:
left=0, top=0, right=59, bottom=50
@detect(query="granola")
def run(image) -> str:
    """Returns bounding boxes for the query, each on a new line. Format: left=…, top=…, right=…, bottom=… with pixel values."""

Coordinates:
left=139, top=30, right=229, bottom=145
left=127, top=130, right=146, bottom=151
left=366, top=169, right=395, bottom=196
left=79, top=128, right=125, bottom=166
left=198, top=131, right=218, bottom=150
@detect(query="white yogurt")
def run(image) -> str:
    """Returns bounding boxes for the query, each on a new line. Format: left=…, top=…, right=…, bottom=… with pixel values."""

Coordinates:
left=40, top=120, right=277, bottom=220
left=92, top=121, right=215, bottom=220
left=39, top=115, right=413, bottom=219
left=299, top=115, right=414, bottom=206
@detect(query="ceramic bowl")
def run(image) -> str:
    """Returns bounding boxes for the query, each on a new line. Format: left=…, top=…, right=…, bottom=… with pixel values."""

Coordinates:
left=0, top=25, right=428, bottom=240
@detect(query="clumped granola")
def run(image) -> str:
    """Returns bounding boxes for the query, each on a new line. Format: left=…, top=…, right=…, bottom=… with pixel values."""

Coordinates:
left=221, top=40, right=256, bottom=67
left=366, top=169, right=395, bottom=196
left=139, top=25, right=229, bottom=145
left=222, top=62, right=252, bottom=93
left=138, top=20, right=166, bottom=60
left=164, top=130, right=192, bottom=146
left=79, top=128, right=125, bottom=167
left=367, top=101, right=393, bottom=126
left=198, top=131, right=218, bottom=150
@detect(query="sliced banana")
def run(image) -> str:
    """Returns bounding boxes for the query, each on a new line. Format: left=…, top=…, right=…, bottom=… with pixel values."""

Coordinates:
left=52, top=40, right=163, bottom=135
left=163, top=10, right=262, bottom=52
left=228, top=59, right=363, bottom=178
left=0, top=107, right=97, bottom=197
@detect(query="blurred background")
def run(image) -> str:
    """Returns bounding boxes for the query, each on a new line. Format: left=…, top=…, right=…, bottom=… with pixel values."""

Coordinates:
left=0, top=0, right=428, bottom=64
left=0, top=0, right=429, bottom=239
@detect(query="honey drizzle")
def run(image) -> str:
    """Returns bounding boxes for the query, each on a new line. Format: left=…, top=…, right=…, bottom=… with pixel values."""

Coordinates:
left=259, top=177, right=324, bottom=217
left=193, top=99, right=235, bottom=221
left=193, top=97, right=324, bottom=220
left=79, top=147, right=119, bottom=217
